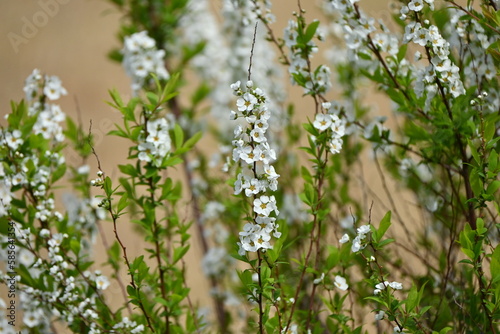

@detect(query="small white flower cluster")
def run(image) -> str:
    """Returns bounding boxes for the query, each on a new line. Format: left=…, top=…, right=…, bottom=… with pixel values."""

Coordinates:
left=138, top=117, right=172, bottom=166
left=112, top=317, right=145, bottom=333
left=230, top=80, right=281, bottom=255
left=202, top=247, right=232, bottom=277
left=63, top=193, right=106, bottom=242
left=5, top=229, right=109, bottom=333
left=448, top=11, right=499, bottom=113
left=35, top=198, right=63, bottom=223
left=23, top=69, right=67, bottom=142
left=122, top=31, right=170, bottom=94
left=89, top=170, right=106, bottom=188
left=327, top=0, right=373, bottom=54
left=339, top=224, right=371, bottom=252
left=312, top=102, right=346, bottom=155
left=374, top=280, right=403, bottom=295
left=24, top=68, right=67, bottom=102
left=0, top=71, right=68, bottom=217
left=0, top=167, right=13, bottom=217
left=0, top=154, right=64, bottom=218
left=400, top=0, right=434, bottom=19
left=284, top=20, right=331, bottom=94
left=402, top=4, right=465, bottom=100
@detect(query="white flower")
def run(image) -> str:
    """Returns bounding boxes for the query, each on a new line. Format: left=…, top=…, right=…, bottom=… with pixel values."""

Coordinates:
left=388, top=281, right=403, bottom=290
left=334, top=275, right=348, bottom=290
left=253, top=195, right=278, bottom=217
left=131, top=325, right=145, bottom=334
left=250, top=128, right=267, bottom=143
left=375, top=310, right=385, bottom=320
left=357, top=225, right=371, bottom=235
left=122, top=31, right=169, bottom=94
left=236, top=92, right=258, bottom=112
left=313, top=273, right=325, bottom=285
left=328, top=137, right=343, bottom=154
left=281, top=323, right=298, bottom=334
left=313, top=114, right=332, bottom=132
left=230, top=81, right=241, bottom=91
left=95, top=275, right=110, bottom=290
left=138, top=142, right=156, bottom=162
left=351, top=235, right=364, bottom=252
left=43, top=75, right=67, bottom=100
left=339, top=234, right=350, bottom=244
left=23, top=309, right=44, bottom=328
left=77, top=165, right=90, bottom=175
left=408, top=0, right=424, bottom=12
left=4, top=130, right=23, bottom=150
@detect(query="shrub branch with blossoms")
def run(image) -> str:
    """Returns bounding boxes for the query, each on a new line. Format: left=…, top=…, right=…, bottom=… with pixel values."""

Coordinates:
left=1, top=0, right=500, bottom=333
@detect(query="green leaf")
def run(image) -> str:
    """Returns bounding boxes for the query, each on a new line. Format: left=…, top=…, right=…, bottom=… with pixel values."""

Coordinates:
left=127, top=285, right=137, bottom=299
left=438, top=327, right=453, bottom=334
left=117, top=193, right=129, bottom=214
left=109, top=89, right=124, bottom=108
left=468, top=139, right=480, bottom=165
left=103, top=177, right=113, bottom=197
left=191, top=82, right=211, bottom=106
left=181, top=131, right=202, bottom=151
left=238, top=269, right=253, bottom=286
left=153, top=297, right=170, bottom=307
left=487, top=180, right=500, bottom=195
left=51, top=163, right=66, bottom=184
left=397, top=43, right=407, bottom=62
left=461, top=247, right=475, bottom=260
left=70, top=239, right=81, bottom=256
left=173, top=245, right=190, bottom=264
left=377, top=211, right=391, bottom=241
left=173, top=124, right=184, bottom=149
left=146, top=91, right=159, bottom=106
left=484, top=116, right=496, bottom=142
left=326, top=246, right=340, bottom=270
left=488, top=150, right=498, bottom=172
left=118, top=164, right=138, bottom=177
left=491, top=245, right=500, bottom=282
left=405, top=284, right=418, bottom=313
left=301, top=166, right=313, bottom=184
left=304, top=20, right=320, bottom=43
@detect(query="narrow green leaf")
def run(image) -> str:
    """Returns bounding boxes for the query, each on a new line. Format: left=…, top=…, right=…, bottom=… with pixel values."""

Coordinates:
left=173, top=245, right=190, bottom=264
left=468, top=139, right=480, bottom=165
left=118, top=164, right=138, bottom=177
left=182, top=131, right=202, bottom=150
left=103, top=177, right=113, bottom=197
left=173, top=124, right=184, bottom=149
left=377, top=211, right=392, bottom=241
left=488, top=150, right=498, bottom=172
left=491, top=245, right=500, bottom=281
left=117, top=193, right=129, bottom=213
left=405, top=284, right=418, bottom=313
left=304, top=20, right=320, bottom=43
left=487, top=180, right=500, bottom=195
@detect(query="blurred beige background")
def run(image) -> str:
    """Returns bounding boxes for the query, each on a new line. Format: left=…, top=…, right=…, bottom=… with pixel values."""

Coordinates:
left=0, top=0, right=409, bottom=332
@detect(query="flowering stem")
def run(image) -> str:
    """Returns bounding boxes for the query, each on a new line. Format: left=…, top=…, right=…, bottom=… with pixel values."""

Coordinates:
left=183, top=158, right=228, bottom=331
left=257, top=251, right=265, bottom=334
left=147, top=175, right=170, bottom=333
left=109, top=204, right=155, bottom=332
left=96, top=219, right=133, bottom=315
left=446, top=1, right=500, bottom=35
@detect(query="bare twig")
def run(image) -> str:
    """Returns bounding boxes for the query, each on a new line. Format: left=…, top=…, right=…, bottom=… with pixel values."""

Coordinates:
left=248, top=22, right=259, bottom=81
